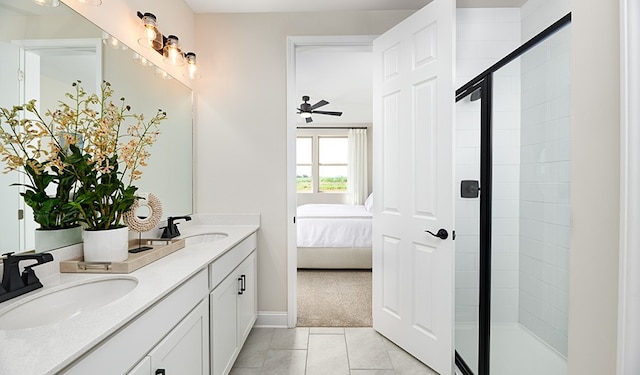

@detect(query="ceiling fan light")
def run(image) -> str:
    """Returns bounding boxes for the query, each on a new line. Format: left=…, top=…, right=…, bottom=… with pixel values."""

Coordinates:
left=300, top=112, right=312, bottom=119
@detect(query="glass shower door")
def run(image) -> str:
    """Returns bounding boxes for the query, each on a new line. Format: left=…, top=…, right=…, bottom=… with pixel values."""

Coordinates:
left=490, top=23, right=570, bottom=375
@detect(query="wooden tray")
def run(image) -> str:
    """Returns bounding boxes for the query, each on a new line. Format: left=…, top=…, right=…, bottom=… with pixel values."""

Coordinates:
left=60, top=238, right=185, bottom=274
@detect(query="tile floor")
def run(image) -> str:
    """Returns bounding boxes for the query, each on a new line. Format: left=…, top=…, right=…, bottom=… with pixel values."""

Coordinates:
left=230, top=327, right=438, bottom=375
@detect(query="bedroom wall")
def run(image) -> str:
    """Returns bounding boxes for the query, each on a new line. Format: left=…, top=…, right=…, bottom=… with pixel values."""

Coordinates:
left=193, top=11, right=414, bottom=314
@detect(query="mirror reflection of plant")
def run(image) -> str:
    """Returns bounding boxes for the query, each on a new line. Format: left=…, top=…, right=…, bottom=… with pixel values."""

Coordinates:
left=0, top=81, right=166, bottom=232
left=62, top=81, right=167, bottom=230
left=0, top=102, right=80, bottom=230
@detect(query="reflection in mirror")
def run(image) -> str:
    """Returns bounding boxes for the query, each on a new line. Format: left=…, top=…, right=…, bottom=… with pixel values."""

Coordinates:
left=0, top=1, right=193, bottom=254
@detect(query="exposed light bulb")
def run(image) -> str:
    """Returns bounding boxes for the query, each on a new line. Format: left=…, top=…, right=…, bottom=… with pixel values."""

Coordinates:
left=154, top=67, right=172, bottom=80
left=184, top=52, right=200, bottom=80
left=132, top=52, right=153, bottom=67
left=163, top=35, right=184, bottom=66
left=138, top=13, right=163, bottom=51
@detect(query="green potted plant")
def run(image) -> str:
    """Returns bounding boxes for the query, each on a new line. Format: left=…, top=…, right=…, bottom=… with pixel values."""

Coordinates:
left=0, top=81, right=166, bottom=261
left=63, top=81, right=166, bottom=262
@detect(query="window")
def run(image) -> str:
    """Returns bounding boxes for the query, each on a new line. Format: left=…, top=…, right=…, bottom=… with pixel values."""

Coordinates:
left=318, top=137, right=347, bottom=192
left=296, top=131, right=348, bottom=193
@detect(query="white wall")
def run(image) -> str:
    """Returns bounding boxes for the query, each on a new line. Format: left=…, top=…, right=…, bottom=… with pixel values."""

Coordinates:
left=193, top=11, right=414, bottom=313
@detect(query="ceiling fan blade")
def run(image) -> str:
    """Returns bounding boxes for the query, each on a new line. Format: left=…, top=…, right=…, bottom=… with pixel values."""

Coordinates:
left=309, top=100, right=329, bottom=111
left=305, top=117, right=313, bottom=123
left=312, top=110, right=342, bottom=116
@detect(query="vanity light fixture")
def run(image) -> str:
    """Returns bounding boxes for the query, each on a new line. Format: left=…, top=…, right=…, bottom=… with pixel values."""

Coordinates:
left=138, top=12, right=163, bottom=51
left=136, top=11, right=201, bottom=79
left=33, top=0, right=60, bottom=7
left=163, top=35, right=185, bottom=66
left=102, top=32, right=127, bottom=51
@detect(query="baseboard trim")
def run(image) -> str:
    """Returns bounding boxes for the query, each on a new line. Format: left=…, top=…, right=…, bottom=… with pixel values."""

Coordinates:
left=255, top=311, right=288, bottom=328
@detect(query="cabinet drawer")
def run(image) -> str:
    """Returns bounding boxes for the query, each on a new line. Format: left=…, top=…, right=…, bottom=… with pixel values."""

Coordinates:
left=209, top=233, right=256, bottom=290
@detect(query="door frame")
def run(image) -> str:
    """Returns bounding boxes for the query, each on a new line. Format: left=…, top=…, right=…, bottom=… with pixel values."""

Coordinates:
left=286, top=35, right=376, bottom=327
left=618, top=1, right=640, bottom=373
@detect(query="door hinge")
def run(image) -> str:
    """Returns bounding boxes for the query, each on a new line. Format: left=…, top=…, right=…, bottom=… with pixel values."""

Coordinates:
left=18, top=209, right=24, bottom=220
left=17, top=70, right=24, bottom=82
left=452, top=230, right=456, bottom=240
left=293, top=216, right=296, bottom=224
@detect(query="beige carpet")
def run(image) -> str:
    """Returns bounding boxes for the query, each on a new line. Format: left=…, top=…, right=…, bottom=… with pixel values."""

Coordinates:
left=297, top=269, right=372, bottom=327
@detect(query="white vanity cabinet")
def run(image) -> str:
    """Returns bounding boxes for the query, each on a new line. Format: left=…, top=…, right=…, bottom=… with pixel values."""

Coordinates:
left=209, top=233, right=257, bottom=375
left=64, top=270, right=209, bottom=375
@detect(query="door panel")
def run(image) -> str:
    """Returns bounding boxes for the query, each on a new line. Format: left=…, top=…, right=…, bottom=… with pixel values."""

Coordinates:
left=373, top=0, right=455, bottom=374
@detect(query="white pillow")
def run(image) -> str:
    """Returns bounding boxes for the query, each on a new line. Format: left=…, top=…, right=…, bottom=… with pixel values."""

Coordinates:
left=364, top=193, right=374, bottom=212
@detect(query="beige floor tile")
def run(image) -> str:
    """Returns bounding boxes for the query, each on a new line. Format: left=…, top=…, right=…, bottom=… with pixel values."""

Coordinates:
left=345, top=328, right=393, bottom=370
left=234, top=328, right=275, bottom=368
left=260, top=350, right=308, bottom=375
left=270, top=327, right=310, bottom=350
left=306, top=334, right=350, bottom=375
left=350, top=370, right=396, bottom=375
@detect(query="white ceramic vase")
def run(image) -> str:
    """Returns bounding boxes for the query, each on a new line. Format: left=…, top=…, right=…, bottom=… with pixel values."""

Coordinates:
left=82, top=226, right=129, bottom=262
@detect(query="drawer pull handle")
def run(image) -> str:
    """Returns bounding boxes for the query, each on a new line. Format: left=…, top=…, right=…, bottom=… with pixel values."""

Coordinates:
left=241, top=274, right=246, bottom=293
left=238, top=277, right=244, bottom=295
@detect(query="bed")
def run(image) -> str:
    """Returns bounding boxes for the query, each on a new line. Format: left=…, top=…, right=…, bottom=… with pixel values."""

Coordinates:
left=296, top=203, right=373, bottom=269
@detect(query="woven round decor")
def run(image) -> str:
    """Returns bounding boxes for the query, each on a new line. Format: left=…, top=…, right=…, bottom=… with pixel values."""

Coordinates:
left=123, top=193, right=163, bottom=232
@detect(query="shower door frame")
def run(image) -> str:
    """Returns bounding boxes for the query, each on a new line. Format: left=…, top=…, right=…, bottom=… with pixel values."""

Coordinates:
left=454, top=13, right=572, bottom=375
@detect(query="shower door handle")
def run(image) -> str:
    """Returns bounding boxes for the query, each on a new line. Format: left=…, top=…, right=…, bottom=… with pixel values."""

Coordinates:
left=425, top=228, right=449, bottom=240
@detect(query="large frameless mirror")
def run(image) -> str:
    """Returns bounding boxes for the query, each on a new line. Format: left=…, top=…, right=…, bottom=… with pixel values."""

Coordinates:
left=0, top=0, right=193, bottom=254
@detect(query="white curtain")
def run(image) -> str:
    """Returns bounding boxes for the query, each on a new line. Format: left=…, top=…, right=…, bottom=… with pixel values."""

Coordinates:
left=347, top=128, right=368, bottom=205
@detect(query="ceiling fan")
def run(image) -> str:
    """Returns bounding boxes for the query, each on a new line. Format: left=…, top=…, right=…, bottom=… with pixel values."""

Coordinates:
left=297, top=95, right=343, bottom=123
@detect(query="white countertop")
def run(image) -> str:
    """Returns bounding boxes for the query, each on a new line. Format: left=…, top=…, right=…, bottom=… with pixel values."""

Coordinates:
left=0, top=218, right=259, bottom=375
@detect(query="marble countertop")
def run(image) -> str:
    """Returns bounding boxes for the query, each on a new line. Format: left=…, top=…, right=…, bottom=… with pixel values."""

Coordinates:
left=0, top=215, right=259, bottom=375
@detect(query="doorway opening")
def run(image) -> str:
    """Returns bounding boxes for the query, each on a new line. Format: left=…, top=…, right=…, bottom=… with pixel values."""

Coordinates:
left=286, top=36, right=375, bottom=328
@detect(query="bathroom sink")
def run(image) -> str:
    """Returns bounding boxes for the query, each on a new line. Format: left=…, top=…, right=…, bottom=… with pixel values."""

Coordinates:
left=184, top=233, right=228, bottom=245
left=0, top=277, right=138, bottom=330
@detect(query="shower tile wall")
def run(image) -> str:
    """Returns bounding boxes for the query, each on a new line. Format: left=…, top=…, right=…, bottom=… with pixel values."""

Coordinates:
left=518, top=4, right=571, bottom=356
left=455, top=8, right=521, bottom=324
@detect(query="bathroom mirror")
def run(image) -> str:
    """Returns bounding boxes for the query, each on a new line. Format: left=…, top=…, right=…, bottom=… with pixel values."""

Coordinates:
left=0, top=1, right=193, bottom=254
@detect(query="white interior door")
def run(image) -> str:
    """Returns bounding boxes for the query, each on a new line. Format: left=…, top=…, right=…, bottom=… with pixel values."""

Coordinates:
left=372, top=0, right=455, bottom=374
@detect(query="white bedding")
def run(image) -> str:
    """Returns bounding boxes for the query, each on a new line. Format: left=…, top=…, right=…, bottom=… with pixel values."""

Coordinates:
left=296, top=204, right=372, bottom=248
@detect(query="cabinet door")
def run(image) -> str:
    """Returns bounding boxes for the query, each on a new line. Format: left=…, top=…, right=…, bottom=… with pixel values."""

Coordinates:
left=149, top=298, right=209, bottom=375
left=127, top=356, right=151, bottom=375
left=210, top=271, right=240, bottom=375
left=237, top=252, right=257, bottom=344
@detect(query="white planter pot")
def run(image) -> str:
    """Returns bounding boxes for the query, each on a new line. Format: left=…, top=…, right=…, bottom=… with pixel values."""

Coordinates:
left=34, top=225, right=82, bottom=253
left=82, top=227, right=129, bottom=262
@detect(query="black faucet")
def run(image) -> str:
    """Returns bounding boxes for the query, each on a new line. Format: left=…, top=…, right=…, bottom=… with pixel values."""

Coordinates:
left=0, top=252, right=54, bottom=303
left=160, top=216, right=192, bottom=239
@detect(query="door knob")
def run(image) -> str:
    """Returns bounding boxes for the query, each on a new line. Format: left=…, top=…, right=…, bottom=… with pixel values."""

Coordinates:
left=425, top=228, right=448, bottom=240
